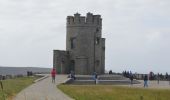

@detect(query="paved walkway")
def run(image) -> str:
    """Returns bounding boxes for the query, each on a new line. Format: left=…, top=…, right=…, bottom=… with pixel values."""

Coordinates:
left=13, top=75, right=73, bottom=100
left=121, top=80, right=170, bottom=89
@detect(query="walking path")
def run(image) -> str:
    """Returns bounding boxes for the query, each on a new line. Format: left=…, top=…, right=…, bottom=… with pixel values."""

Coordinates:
left=121, top=80, right=170, bottom=89
left=13, top=75, right=73, bottom=100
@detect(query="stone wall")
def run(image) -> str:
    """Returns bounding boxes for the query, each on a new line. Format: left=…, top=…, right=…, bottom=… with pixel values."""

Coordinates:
left=53, top=50, right=70, bottom=74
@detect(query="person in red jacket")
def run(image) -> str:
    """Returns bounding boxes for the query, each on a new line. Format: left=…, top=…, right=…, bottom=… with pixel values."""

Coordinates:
left=51, top=68, right=56, bottom=83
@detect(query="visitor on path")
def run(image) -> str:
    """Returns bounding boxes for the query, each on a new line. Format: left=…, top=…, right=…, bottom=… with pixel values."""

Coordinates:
left=51, top=68, right=56, bottom=83
left=130, top=75, right=133, bottom=85
left=93, top=72, right=98, bottom=84
left=166, top=72, right=168, bottom=80
left=168, top=75, right=170, bottom=85
left=144, top=75, right=148, bottom=87
left=157, top=73, right=160, bottom=84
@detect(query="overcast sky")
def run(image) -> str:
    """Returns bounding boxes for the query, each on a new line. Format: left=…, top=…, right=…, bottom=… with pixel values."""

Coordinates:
left=0, top=0, right=170, bottom=74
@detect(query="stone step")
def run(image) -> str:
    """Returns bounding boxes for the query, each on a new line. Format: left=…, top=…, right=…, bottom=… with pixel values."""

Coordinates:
left=98, top=80, right=140, bottom=85
left=75, top=75, right=127, bottom=80
left=75, top=76, right=93, bottom=80
left=65, top=75, right=140, bottom=85
left=98, top=75, right=127, bottom=80
left=65, top=79, right=140, bottom=85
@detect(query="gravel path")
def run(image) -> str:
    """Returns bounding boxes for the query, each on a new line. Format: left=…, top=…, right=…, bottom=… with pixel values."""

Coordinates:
left=13, top=75, right=73, bottom=100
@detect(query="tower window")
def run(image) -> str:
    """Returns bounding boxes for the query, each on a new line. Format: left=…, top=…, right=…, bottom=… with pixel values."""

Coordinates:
left=96, top=28, right=99, bottom=32
left=61, top=58, right=64, bottom=63
left=96, top=37, right=100, bottom=45
left=96, top=60, right=100, bottom=66
left=70, top=38, right=76, bottom=49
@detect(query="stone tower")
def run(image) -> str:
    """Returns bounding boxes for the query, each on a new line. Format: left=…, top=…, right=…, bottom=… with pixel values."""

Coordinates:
left=53, top=12, right=105, bottom=75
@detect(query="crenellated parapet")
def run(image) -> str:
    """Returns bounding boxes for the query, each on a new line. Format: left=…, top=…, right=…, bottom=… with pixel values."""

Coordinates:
left=67, top=12, right=102, bottom=26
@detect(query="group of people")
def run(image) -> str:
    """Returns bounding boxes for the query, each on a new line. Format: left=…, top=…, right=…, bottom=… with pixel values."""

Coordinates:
left=122, top=70, right=133, bottom=78
left=68, top=70, right=76, bottom=80
left=50, top=68, right=76, bottom=83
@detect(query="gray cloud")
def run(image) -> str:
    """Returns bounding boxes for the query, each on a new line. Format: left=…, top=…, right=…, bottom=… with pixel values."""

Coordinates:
left=0, top=0, right=170, bottom=74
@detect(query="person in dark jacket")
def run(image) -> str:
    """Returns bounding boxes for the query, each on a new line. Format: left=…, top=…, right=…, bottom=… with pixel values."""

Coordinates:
left=144, top=75, right=148, bottom=87
left=93, top=72, right=98, bottom=84
left=130, top=75, right=133, bottom=85
left=70, top=70, right=76, bottom=80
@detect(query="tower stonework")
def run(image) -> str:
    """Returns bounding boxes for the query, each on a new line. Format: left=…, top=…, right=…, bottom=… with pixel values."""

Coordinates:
left=53, top=12, right=105, bottom=75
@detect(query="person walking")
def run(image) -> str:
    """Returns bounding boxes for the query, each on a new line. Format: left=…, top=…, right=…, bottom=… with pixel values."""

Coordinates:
left=144, top=75, right=148, bottom=87
left=130, top=75, right=133, bottom=85
left=51, top=68, right=56, bottom=83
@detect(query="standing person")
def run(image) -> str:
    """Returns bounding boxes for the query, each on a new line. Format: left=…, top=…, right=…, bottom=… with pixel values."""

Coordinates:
left=144, top=75, right=148, bottom=88
left=165, top=72, right=168, bottom=80
left=93, top=72, right=98, bottom=84
left=51, top=68, right=56, bottom=83
left=130, top=75, right=133, bottom=85
left=169, top=75, right=170, bottom=85
left=157, top=73, right=160, bottom=84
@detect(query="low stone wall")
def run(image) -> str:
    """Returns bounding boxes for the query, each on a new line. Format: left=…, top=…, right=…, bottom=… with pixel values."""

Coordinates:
left=64, top=74, right=140, bottom=85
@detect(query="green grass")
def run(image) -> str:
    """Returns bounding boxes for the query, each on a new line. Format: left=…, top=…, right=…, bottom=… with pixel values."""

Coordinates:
left=58, top=85, right=170, bottom=100
left=0, top=76, right=39, bottom=100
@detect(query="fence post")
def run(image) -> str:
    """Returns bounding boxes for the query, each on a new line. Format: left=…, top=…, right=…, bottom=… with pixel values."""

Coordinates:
left=0, top=81, right=5, bottom=100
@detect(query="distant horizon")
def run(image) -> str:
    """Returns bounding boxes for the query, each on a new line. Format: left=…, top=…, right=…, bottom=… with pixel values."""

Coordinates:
left=0, top=67, right=51, bottom=76
left=0, top=65, right=169, bottom=74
